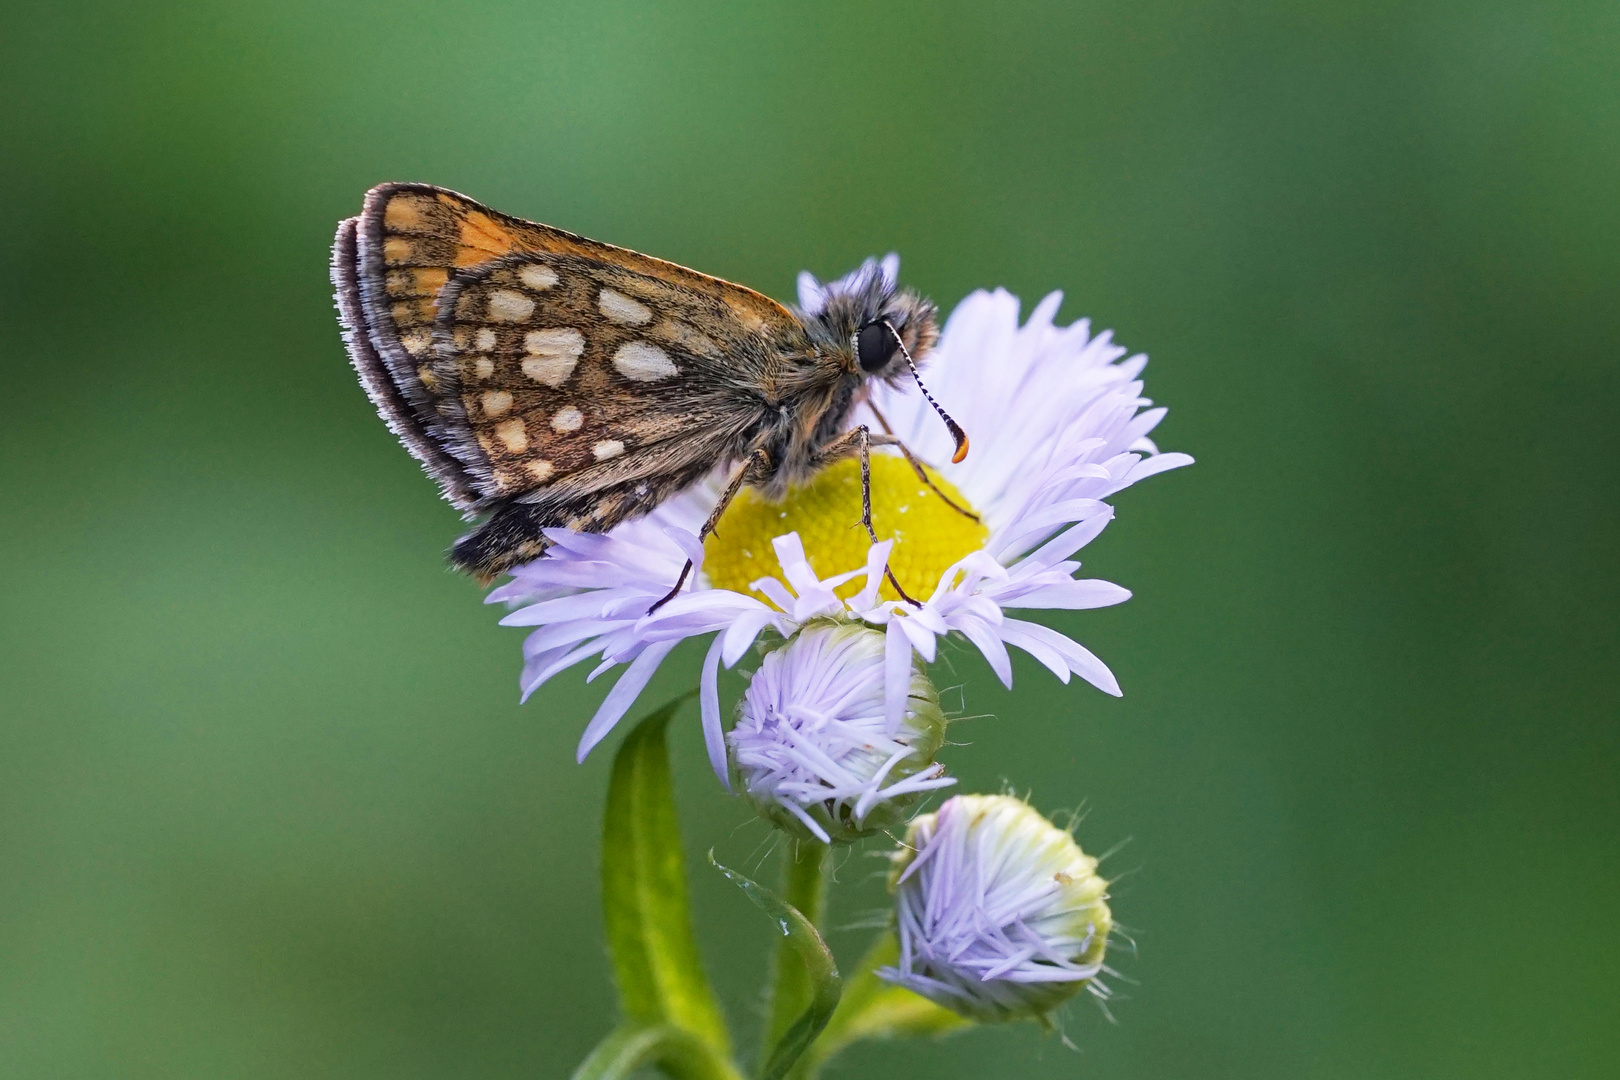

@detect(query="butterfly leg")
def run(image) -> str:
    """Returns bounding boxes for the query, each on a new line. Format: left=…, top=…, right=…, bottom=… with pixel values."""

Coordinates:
left=813, top=425, right=924, bottom=608
left=647, top=449, right=772, bottom=615
left=862, top=401, right=980, bottom=522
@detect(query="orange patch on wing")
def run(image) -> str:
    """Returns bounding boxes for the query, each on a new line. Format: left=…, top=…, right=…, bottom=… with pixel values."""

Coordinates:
left=454, top=210, right=518, bottom=266
left=391, top=298, right=436, bottom=324
left=412, top=267, right=449, bottom=293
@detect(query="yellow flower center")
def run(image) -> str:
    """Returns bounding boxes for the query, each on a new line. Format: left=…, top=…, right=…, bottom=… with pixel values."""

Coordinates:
left=704, top=455, right=989, bottom=603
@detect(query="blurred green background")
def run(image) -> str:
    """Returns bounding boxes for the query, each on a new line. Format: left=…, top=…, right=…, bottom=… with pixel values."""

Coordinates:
left=3, top=1, right=1616, bottom=1076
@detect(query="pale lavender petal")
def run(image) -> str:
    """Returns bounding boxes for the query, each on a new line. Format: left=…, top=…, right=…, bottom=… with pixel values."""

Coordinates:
left=846, top=539, right=894, bottom=612
left=956, top=615, right=1013, bottom=689
left=885, top=619, right=912, bottom=735
left=1123, top=450, right=1195, bottom=483
left=996, top=624, right=1071, bottom=683
left=520, top=640, right=605, bottom=700
left=796, top=270, right=826, bottom=313
left=750, top=575, right=798, bottom=612
left=897, top=614, right=939, bottom=663
left=721, top=607, right=778, bottom=666
left=999, top=579, right=1132, bottom=610
left=1000, top=619, right=1121, bottom=696
left=1017, top=509, right=1116, bottom=572
left=879, top=252, right=900, bottom=290
left=700, top=632, right=730, bottom=788
left=575, top=638, right=681, bottom=762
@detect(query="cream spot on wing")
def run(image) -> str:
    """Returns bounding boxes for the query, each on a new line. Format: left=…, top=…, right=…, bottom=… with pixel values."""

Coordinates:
left=401, top=329, right=431, bottom=357
left=481, top=390, right=513, bottom=417
left=525, top=459, right=555, bottom=483
left=475, top=327, right=498, bottom=351
left=487, top=289, right=535, bottom=322
left=520, top=357, right=575, bottom=388
left=519, top=264, right=559, bottom=290
left=612, top=340, right=679, bottom=382
left=473, top=357, right=495, bottom=379
left=383, top=238, right=412, bottom=263
left=521, top=328, right=585, bottom=387
left=655, top=319, right=723, bottom=358
left=599, top=288, right=653, bottom=326
left=417, top=365, right=439, bottom=391
left=550, top=406, right=584, bottom=433
left=494, top=418, right=528, bottom=452
left=525, top=327, right=585, bottom=355
left=593, top=439, right=626, bottom=461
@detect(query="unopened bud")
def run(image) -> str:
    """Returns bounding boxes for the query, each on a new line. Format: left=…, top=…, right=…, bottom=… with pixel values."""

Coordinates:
left=728, top=621, right=952, bottom=844
left=880, top=794, right=1112, bottom=1022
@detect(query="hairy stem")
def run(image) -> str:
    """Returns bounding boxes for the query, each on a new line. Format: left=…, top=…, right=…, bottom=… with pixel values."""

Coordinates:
left=760, top=839, right=829, bottom=1067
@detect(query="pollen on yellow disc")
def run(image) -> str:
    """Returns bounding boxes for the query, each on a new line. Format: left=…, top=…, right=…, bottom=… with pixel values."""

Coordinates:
left=704, top=455, right=989, bottom=603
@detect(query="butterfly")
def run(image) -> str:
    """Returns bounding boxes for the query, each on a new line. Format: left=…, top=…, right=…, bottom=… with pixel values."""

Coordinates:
left=330, top=183, right=968, bottom=606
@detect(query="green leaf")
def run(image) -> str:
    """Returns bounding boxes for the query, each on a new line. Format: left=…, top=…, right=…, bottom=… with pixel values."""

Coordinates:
left=802, top=932, right=969, bottom=1075
left=708, top=851, right=842, bottom=1080
left=601, top=696, right=730, bottom=1057
left=570, top=1024, right=745, bottom=1080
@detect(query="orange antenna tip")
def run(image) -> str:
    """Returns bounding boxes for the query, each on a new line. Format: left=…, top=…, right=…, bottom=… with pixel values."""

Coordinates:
left=883, top=319, right=970, bottom=470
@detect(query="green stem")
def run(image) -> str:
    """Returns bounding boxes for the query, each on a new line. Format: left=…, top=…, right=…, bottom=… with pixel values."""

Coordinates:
left=569, top=1024, right=747, bottom=1080
left=760, top=839, right=829, bottom=1067
left=797, top=932, right=968, bottom=1077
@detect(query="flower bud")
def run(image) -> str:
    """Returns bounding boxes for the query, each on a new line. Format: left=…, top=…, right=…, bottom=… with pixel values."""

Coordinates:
left=880, top=794, right=1112, bottom=1022
left=728, top=620, right=952, bottom=844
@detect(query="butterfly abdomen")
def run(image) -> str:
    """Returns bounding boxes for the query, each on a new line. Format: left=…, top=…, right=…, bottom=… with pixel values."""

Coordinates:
left=449, top=502, right=557, bottom=582
left=450, top=461, right=722, bottom=580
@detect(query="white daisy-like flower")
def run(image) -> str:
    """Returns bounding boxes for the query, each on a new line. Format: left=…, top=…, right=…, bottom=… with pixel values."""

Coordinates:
left=729, top=619, right=953, bottom=844
left=489, top=257, right=1192, bottom=779
left=878, top=794, right=1112, bottom=1023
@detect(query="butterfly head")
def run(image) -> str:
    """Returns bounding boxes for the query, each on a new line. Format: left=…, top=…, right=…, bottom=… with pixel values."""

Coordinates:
left=795, top=260, right=937, bottom=379
left=795, top=259, right=965, bottom=463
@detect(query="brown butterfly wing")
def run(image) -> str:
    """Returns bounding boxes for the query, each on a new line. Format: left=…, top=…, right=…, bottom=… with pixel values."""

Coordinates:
left=330, top=182, right=810, bottom=514
left=332, top=216, right=481, bottom=508
left=332, top=183, right=823, bottom=576
left=430, top=251, right=795, bottom=501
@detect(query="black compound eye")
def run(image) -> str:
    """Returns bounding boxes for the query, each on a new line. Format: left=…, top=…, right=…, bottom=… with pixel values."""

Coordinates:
left=856, top=321, right=898, bottom=372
